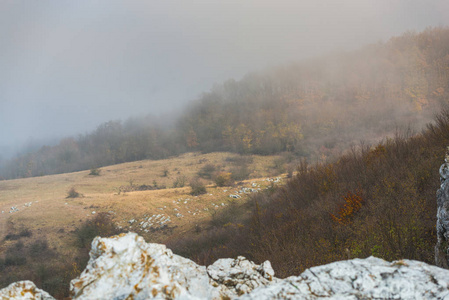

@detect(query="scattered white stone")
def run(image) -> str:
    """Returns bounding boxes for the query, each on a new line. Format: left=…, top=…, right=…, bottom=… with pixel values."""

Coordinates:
left=128, top=219, right=135, bottom=224
left=92, top=211, right=96, bottom=214
left=230, top=194, right=241, bottom=199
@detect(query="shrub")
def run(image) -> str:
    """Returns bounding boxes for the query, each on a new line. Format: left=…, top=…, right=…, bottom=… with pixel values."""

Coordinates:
left=4, top=228, right=32, bottom=240
left=19, top=228, right=32, bottom=238
left=29, top=239, right=49, bottom=257
left=4, top=255, right=26, bottom=266
left=230, top=165, right=251, bottom=181
left=173, top=175, right=186, bottom=188
left=189, top=178, right=207, bottom=196
left=197, top=164, right=216, bottom=179
left=4, top=241, right=26, bottom=267
left=214, top=172, right=234, bottom=187
left=66, top=187, right=81, bottom=198
left=89, top=168, right=101, bottom=176
left=75, top=213, right=121, bottom=248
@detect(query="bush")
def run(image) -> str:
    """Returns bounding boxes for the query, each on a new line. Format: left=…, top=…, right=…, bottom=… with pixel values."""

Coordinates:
left=4, top=228, right=32, bottom=240
left=189, top=178, right=207, bottom=196
left=214, top=172, right=234, bottom=187
left=4, top=255, right=26, bottom=266
left=173, top=175, right=186, bottom=188
left=75, top=213, right=121, bottom=248
left=4, top=241, right=26, bottom=266
left=29, top=239, right=49, bottom=257
left=197, top=164, right=216, bottom=179
left=89, top=168, right=101, bottom=176
left=230, top=165, right=251, bottom=181
left=66, top=187, right=81, bottom=198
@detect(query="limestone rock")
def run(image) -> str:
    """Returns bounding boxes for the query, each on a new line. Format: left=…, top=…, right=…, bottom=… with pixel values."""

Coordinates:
left=436, top=146, right=449, bottom=268
left=0, top=281, right=55, bottom=300
left=4, top=233, right=449, bottom=299
left=241, top=256, right=449, bottom=299
left=70, top=232, right=223, bottom=299
left=207, top=256, right=277, bottom=296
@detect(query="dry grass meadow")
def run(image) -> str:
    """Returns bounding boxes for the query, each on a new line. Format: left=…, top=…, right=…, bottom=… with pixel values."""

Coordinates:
left=0, top=152, right=287, bottom=262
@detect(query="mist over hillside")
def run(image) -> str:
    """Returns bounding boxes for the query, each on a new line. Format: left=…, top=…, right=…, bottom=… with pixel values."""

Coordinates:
left=1, top=28, right=448, bottom=179
left=2, top=1, right=449, bottom=155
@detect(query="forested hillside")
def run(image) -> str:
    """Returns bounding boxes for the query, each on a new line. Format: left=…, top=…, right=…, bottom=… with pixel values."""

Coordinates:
left=2, top=27, right=449, bottom=179
left=169, top=109, right=449, bottom=278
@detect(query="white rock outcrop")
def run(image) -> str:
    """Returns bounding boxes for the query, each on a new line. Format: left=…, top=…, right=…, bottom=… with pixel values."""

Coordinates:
left=241, top=256, right=449, bottom=299
left=70, top=233, right=225, bottom=299
left=207, top=256, right=277, bottom=295
left=436, top=146, right=449, bottom=268
left=0, top=280, right=55, bottom=300
left=3, top=233, right=449, bottom=299
left=67, top=233, right=449, bottom=299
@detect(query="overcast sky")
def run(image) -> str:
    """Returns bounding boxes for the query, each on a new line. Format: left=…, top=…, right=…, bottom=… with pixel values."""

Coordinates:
left=1, top=0, right=448, bottom=156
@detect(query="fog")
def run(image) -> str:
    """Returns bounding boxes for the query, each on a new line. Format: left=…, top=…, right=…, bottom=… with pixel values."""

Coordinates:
left=1, top=0, right=448, bottom=158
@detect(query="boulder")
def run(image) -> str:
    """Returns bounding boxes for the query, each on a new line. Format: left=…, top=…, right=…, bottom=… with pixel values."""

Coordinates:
left=207, top=256, right=276, bottom=295
left=70, top=232, right=223, bottom=299
left=241, top=256, right=449, bottom=299
left=0, top=281, right=55, bottom=300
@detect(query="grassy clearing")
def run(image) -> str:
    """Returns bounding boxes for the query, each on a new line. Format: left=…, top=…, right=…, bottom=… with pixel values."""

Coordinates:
left=0, top=152, right=288, bottom=297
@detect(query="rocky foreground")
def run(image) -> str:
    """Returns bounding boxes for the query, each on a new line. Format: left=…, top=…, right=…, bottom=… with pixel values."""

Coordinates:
left=2, top=233, right=449, bottom=299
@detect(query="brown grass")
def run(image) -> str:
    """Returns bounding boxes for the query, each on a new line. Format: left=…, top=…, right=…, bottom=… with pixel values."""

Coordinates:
left=0, top=152, right=286, bottom=298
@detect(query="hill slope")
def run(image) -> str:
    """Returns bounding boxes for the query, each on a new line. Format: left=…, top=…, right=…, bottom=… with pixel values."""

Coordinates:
left=2, top=27, right=449, bottom=179
left=0, top=152, right=286, bottom=297
left=168, top=110, right=449, bottom=278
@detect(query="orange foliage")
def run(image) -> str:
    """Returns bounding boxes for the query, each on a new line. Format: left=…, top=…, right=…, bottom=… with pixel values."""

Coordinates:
left=330, top=190, right=364, bottom=224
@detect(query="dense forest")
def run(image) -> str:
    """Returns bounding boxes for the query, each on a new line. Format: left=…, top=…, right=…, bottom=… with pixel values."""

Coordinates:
left=1, top=27, right=449, bottom=179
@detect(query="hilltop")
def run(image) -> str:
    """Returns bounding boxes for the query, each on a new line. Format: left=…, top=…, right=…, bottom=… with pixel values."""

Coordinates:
left=2, top=27, right=449, bottom=179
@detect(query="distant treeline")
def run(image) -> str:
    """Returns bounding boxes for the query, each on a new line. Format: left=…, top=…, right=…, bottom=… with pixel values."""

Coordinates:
left=1, top=27, right=449, bottom=179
